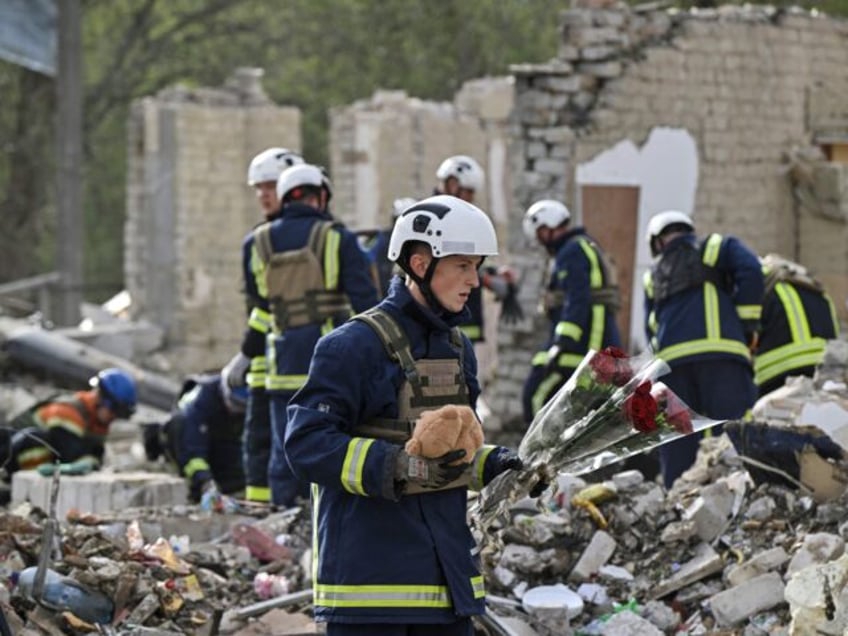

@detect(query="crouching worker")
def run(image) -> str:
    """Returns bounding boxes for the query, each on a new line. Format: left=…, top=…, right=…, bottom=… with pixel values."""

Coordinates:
left=143, top=373, right=246, bottom=503
left=285, top=195, right=529, bottom=635
left=2, top=368, right=137, bottom=479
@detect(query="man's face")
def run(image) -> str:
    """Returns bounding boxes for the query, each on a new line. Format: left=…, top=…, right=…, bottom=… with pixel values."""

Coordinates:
left=441, top=177, right=475, bottom=203
left=254, top=181, right=279, bottom=218
left=430, top=254, right=483, bottom=313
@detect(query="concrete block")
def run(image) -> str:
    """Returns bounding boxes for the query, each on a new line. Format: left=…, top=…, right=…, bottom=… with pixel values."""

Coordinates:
left=12, top=469, right=187, bottom=519
left=708, top=572, right=785, bottom=627
left=726, top=547, right=789, bottom=587
left=570, top=530, right=617, bottom=582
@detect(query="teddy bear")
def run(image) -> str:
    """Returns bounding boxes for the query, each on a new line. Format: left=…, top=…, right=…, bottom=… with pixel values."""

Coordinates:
left=405, top=404, right=484, bottom=465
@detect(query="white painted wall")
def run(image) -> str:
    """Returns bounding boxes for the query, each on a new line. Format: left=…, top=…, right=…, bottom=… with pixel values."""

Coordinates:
left=576, top=127, right=698, bottom=351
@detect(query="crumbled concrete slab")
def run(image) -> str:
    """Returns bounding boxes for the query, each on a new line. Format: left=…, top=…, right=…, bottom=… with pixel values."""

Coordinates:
left=570, top=530, right=616, bottom=582
left=726, top=547, right=789, bottom=587
left=12, top=469, right=187, bottom=518
left=708, top=572, right=786, bottom=627
left=652, top=543, right=724, bottom=599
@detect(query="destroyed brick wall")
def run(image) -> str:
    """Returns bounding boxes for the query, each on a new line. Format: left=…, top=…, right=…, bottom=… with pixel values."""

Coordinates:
left=488, top=4, right=848, bottom=431
left=125, top=68, right=301, bottom=374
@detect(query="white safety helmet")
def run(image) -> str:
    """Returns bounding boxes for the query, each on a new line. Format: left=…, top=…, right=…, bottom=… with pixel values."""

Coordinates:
left=392, top=197, right=417, bottom=219
left=435, top=155, right=485, bottom=192
left=388, top=195, right=498, bottom=264
left=522, top=200, right=572, bottom=241
left=276, top=163, right=325, bottom=203
left=247, top=147, right=304, bottom=186
left=646, top=210, right=694, bottom=256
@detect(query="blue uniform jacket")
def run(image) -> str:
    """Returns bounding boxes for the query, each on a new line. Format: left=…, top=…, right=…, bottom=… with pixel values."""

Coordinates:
left=644, top=233, right=763, bottom=367
left=285, top=278, right=510, bottom=624
left=542, top=227, right=621, bottom=365
left=176, top=375, right=242, bottom=475
left=246, top=203, right=378, bottom=392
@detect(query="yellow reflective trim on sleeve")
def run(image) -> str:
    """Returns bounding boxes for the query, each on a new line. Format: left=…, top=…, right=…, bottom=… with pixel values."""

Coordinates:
left=42, top=418, right=84, bottom=438
left=183, top=457, right=211, bottom=478
left=657, top=338, right=751, bottom=363
left=324, top=228, right=341, bottom=290
left=703, top=282, right=721, bottom=340
left=265, top=374, right=308, bottom=392
left=17, top=447, right=52, bottom=467
left=648, top=310, right=658, bottom=335
left=245, top=486, right=271, bottom=502
left=577, top=238, right=603, bottom=288
left=470, top=445, right=496, bottom=491
left=460, top=324, right=482, bottom=340
left=702, top=234, right=723, bottom=267
left=341, top=437, right=375, bottom=496
left=736, top=305, right=762, bottom=321
left=531, top=351, right=548, bottom=366
left=555, top=321, right=583, bottom=341
left=754, top=338, right=827, bottom=385
left=314, top=583, right=452, bottom=608
left=250, top=243, right=268, bottom=299
left=471, top=575, right=486, bottom=599
left=532, top=371, right=563, bottom=415
left=248, top=307, right=273, bottom=333
left=643, top=270, right=654, bottom=299
left=247, top=356, right=268, bottom=388
left=775, top=282, right=811, bottom=342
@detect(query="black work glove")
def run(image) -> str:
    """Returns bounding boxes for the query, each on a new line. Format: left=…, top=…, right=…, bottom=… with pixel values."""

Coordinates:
left=490, top=449, right=524, bottom=477
left=500, top=282, right=524, bottom=325
left=394, top=449, right=470, bottom=491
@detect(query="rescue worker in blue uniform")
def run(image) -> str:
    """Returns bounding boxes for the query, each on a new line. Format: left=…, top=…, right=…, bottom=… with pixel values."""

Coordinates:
left=755, top=253, right=840, bottom=396
left=222, top=147, right=304, bottom=503
left=285, top=195, right=528, bottom=635
left=2, top=368, right=137, bottom=479
left=248, top=163, right=379, bottom=507
left=521, top=199, right=622, bottom=423
left=434, top=155, right=522, bottom=341
left=143, top=373, right=246, bottom=503
left=644, top=210, right=763, bottom=488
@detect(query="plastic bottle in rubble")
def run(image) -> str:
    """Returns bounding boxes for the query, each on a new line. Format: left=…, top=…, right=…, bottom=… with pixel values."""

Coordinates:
left=12, top=566, right=114, bottom=624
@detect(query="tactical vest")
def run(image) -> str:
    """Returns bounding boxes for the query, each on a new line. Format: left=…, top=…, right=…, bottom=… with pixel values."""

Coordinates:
left=351, top=307, right=472, bottom=493
left=253, top=220, right=353, bottom=331
left=651, top=234, right=729, bottom=304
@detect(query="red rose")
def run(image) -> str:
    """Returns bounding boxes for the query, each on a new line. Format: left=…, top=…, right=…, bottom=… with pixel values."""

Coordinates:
left=663, top=392, right=693, bottom=434
left=600, top=346, right=627, bottom=359
left=590, top=348, right=633, bottom=386
left=623, top=381, right=658, bottom=433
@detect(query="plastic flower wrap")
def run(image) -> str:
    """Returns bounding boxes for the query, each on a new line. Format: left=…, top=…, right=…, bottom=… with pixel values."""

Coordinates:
left=472, top=347, right=724, bottom=532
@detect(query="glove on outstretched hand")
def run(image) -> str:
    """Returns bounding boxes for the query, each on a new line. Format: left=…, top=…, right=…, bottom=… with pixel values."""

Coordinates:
left=222, top=352, right=250, bottom=389
left=395, top=449, right=469, bottom=491
left=489, top=450, right=548, bottom=498
left=499, top=282, right=524, bottom=325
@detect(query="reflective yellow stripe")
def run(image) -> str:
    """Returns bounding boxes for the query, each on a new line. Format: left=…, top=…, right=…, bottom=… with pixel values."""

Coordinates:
left=532, top=371, right=563, bottom=415
left=321, top=317, right=334, bottom=336
left=247, top=356, right=268, bottom=388
left=183, top=457, right=210, bottom=478
left=648, top=310, right=658, bottom=335
left=248, top=307, right=273, bottom=333
left=531, top=351, right=548, bottom=366
left=251, top=243, right=268, bottom=299
left=460, top=324, right=481, bottom=340
left=472, top=575, right=486, bottom=599
left=643, top=271, right=654, bottom=299
left=589, top=304, right=605, bottom=350
left=775, top=282, right=811, bottom=342
left=827, top=294, right=839, bottom=334
left=315, top=584, right=452, bottom=608
left=246, top=486, right=271, bottom=502
left=324, top=228, right=341, bottom=289
left=555, top=321, right=582, bottom=341
left=247, top=372, right=267, bottom=388
left=470, top=445, right=496, bottom=491
left=703, top=282, right=720, bottom=340
left=702, top=234, right=722, bottom=266
left=736, top=305, right=762, bottom=321
left=266, top=374, right=308, bottom=391
left=754, top=338, right=827, bottom=385
left=43, top=418, right=84, bottom=438
left=577, top=238, right=603, bottom=288
left=341, top=437, right=374, bottom=496
left=17, top=447, right=52, bottom=467
left=312, top=483, right=321, bottom=584
left=559, top=353, right=584, bottom=368
left=657, top=338, right=751, bottom=363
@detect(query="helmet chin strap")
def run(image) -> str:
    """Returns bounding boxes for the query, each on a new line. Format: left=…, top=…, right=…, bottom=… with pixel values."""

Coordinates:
left=403, top=257, right=448, bottom=314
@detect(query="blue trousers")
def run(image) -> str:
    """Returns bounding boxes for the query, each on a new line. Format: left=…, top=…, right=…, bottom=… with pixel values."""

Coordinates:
left=326, top=619, right=473, bottom=636
left=269, top=391, right=310, bottom=507
left=658, top=359, right=756, bottom=488
left=244, top=388, right=272, bottom=500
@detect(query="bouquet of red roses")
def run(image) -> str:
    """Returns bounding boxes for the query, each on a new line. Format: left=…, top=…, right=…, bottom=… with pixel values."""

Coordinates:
left=473, top=347, right=722, bottom=531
